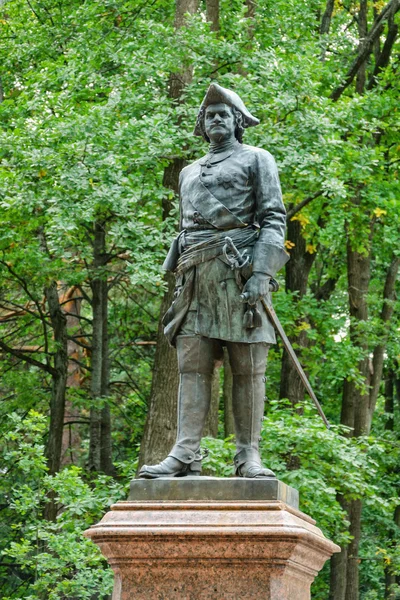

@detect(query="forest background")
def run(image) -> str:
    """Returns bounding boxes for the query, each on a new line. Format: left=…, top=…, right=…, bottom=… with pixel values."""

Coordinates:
left=0, top=0, right=399, bottom=598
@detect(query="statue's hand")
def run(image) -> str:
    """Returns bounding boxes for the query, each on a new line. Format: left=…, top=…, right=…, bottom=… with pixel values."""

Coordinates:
left=240, top=273, right=270, bottom=305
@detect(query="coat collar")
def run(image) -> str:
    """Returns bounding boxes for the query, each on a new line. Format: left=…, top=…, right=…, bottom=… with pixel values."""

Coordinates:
left=198, top=141, right=241, bottom=167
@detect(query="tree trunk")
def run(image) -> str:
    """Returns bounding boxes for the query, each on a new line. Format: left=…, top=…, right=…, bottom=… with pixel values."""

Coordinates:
left=344, top=237, right=371, bottom=600
left=384, top=506, right=400, bottom=598
left=345, top=499, right=363, bottom=600
left=368, top=257, right=400, bottom=420
left=330, top=224, right=372, bottom=598
left=61, top=286, right=84, bottom=467
left=346, top=233, right=372, bottom=436
left=356, top=0, right=368, bottom=93
left=100, top=272, right=113, bottom=475
left=45, top=281, right=68, bottom=476
left=320, top=0, right=335, bottom=60
left=137, top=0, right=199, bottom=469
left=44, top=280, right=68, bottom=522
left=138, top=274, right=179, bottom=468
left=174, top=0, right=198, bottom=28
left=206, top=0, right=219, bottom=31
left=330, top=222, right=372, bottom=600
left=330, top=549, right=348, bottom=600
left=333, top=230, right=398, bottom=598
left=320, top=0, right=335, bottom=34
left=384, top=371, right=395, bottom=431
left=330, top=495, right=350, bottom=600
left=368, top=12, right=398, bottom=88
left=88, top=221, right=113, bottom=474
left=279, top=217, right=316, bottom=405
left=245, top=0, right=256, bottom=19
left=223, top=348, right=235, bottom=438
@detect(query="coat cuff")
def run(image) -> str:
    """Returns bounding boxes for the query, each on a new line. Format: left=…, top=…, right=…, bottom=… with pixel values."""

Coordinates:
left=252, top=243, right=289, bottom=276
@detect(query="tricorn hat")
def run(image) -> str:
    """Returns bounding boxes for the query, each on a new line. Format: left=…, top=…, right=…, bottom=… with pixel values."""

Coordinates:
left=194, top=83, right=259, bottom=137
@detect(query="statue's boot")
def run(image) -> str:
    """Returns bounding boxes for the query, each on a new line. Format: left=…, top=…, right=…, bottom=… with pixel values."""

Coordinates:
left=139, top=336, right=215, bottom=479
left=227, top=342, right=276, bottom=478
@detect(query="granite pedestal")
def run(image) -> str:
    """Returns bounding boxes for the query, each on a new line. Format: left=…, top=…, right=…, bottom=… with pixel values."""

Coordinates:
left=84, top=477, right=339, bottom=599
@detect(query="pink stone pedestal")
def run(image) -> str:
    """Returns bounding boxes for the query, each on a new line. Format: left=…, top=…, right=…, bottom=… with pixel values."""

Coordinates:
left=85, top=478, right=339, bottom=600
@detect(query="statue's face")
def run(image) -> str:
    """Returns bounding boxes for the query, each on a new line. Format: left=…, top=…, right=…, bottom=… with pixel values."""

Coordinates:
left=204, top=103, right=235, bottom=143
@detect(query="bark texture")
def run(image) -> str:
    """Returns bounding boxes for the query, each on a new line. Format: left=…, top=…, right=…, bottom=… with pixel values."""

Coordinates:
left=137, top=274, right=179, bottom=467
left=384, top=370, right=395, bottom=431
left=44, top=280, right=68, bottom=522
left=61, top=286, right=84, bottom=467
left=45, top=280, right=68, bottom=476
left=279, top=217, right=316, bottom=405
left=355, top=0, right=368, bottom=93
left=88, top=221, right=114, bottom=475
left=206, top=0, right=219, bottom=31
left=320, top=0, right=335, bottom=35
left=367, top=13, right=398, bottom=88
left=332, top=236, right=398, bottom=599
left=137, top=0, right=199, bottom=469
left=335, top=231, right=372, bottom=600
left=368, top=257, right=400, bottom=418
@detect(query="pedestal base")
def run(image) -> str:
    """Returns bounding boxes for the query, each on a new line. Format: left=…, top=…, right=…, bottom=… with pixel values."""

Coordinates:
left=85, top=478, right=339, bottom=599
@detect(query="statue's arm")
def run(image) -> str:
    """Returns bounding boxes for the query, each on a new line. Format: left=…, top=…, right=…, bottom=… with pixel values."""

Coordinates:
left=162, top=171, right=184, bottom=272
left=252, top=150, right=289, bottom=278
left=178, top=170, right=183, bottom=232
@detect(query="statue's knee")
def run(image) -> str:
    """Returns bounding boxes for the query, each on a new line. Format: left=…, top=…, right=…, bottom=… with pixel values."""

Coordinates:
left=176, top=336, right=216, bottom=374
left=227, top=343, right=269, bottom=375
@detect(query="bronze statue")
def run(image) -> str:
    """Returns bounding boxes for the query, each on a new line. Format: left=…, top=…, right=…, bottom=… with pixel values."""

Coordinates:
left=139, top=83, right=289, bottom=479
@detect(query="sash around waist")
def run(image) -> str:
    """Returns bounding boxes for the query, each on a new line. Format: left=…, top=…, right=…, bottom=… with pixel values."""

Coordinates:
left=175, top=225, right=258, bottom=276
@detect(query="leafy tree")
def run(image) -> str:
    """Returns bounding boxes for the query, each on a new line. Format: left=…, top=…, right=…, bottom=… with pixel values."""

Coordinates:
left=0, top=0, right=399, bottom=598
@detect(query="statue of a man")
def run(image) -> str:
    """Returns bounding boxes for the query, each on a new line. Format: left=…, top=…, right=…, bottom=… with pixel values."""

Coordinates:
left=139, top=83, right=288, bottom=479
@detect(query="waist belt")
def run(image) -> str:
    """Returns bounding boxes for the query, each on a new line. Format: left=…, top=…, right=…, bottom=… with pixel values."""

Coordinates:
left=175, top=225, right=258, bottom=277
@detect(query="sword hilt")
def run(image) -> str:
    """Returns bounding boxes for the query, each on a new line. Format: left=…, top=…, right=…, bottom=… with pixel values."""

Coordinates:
left=223, top=237, right=249, bottom=270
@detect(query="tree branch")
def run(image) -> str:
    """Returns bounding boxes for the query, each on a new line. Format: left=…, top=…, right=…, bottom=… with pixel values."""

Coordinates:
left=63, top=311, right=92, bottom=324
left=320, top=0, right=335, bottom=35
left=0, top=259, right=50, bottom=353
left=367, top=17, right=398, bottom=89
left=69, top=356, right=91, bottom=371
left=0, top=339, right=56, bottom=375
left=330, top=0, right=400, bottom=101
left=286, top=191, right=324, bottom=221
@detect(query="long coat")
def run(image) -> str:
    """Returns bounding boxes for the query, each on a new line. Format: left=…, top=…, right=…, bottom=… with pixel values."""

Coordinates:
left=164, top=141, right=288, bottom=345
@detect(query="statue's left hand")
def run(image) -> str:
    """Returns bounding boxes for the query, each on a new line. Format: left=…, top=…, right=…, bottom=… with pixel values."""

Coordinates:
left=240, top=273, right=270, bottom=305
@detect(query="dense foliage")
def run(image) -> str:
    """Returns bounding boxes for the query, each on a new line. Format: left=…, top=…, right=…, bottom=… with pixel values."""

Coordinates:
left=0, top=0, right=399, bottom=598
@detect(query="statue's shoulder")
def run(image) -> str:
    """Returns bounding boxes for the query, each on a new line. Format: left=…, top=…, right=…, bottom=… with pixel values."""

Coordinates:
left=239, top=145, right=278, bottom=173
left=180, top=155, right=204, bottom=177
left=240, top=144, right=275, bottom=162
